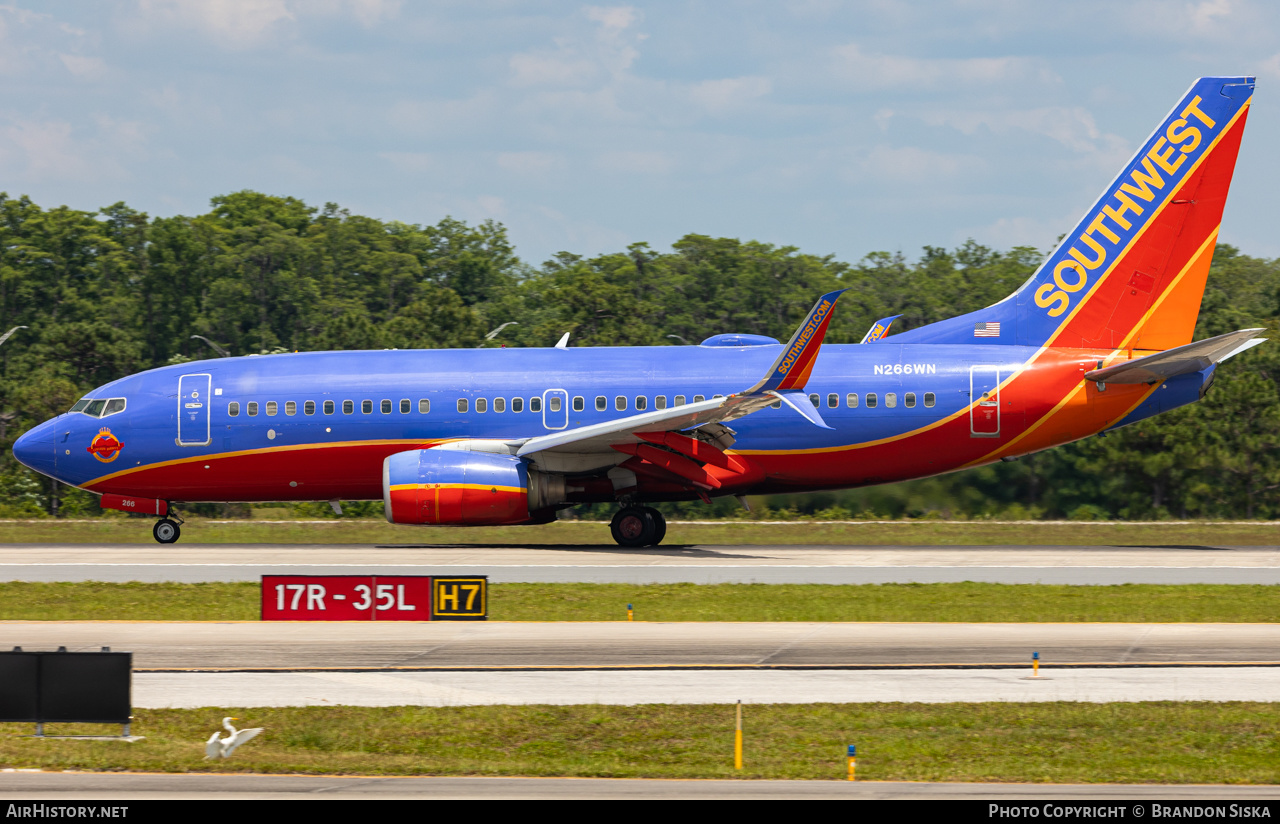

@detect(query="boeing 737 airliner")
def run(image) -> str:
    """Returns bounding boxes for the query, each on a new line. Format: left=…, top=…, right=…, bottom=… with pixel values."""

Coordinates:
left=12, top=77, right=1266, bottom=546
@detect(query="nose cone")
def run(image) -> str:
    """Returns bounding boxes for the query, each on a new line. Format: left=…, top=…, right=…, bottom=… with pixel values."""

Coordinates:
left=13, top=418, right=58, bottom=478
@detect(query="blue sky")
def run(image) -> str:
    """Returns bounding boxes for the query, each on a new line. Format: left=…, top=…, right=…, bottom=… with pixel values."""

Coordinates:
left=4, top=1, right=1280, bottom=265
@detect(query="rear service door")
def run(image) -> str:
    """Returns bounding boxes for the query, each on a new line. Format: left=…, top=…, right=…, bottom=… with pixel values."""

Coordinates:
left=178, top=373, right=212, bottom=446
left=542, top=389, right=568, bottom=430
left=969, top=366, right=1000, bottom=437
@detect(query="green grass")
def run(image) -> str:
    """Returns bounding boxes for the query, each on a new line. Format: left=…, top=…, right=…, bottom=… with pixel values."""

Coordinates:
left=3, top=581, right=1280, bottom=622
left=2, top=703, right=1277, bottom=781
left=4, top=517, right=1280, bottom=545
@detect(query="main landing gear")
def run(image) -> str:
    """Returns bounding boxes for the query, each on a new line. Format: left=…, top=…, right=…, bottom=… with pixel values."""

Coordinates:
left=152, top=511, right=184, bottom=544
left=610, top=506, right=667, bottom=548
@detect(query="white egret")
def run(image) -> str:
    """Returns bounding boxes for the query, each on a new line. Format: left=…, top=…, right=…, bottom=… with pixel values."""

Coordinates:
left=204, top=716, right=263, bottom=759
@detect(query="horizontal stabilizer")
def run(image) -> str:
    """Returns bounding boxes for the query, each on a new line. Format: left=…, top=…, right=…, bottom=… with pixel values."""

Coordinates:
left=1084, top=328, right=1266, bottom=384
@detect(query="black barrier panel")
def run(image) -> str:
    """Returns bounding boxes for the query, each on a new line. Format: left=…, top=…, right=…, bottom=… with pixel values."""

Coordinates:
left=37, top=653, right=132, bottom=724
left=0, top=653, right=39, bottom=722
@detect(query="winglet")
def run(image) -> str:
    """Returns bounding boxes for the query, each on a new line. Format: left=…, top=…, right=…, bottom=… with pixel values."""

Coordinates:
left=766, top=390, right=832, bottom=429
left=748, top=289, right=847, bottom=394
left=860, top=314, right=901, bottom=344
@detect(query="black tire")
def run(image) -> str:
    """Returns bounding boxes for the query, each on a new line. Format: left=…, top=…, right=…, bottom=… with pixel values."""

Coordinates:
left=641, top=507, right=666, bottom=546
left=610, top=507, right=655, bottom=548
left=153, top=519, right=180, bottom=544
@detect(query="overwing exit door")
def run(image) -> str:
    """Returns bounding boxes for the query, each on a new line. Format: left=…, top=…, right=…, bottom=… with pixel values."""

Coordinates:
left=178, top=373, right=212, bottom=446
left=542, top=389, right=568, bottom=430
left=969, top=366, right=1000, bottom=437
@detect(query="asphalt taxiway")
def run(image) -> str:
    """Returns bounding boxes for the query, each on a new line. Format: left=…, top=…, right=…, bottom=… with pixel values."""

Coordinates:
left=7, top=621, right=1280, bottom=669
left=5, top=543, right=1280, bottom=584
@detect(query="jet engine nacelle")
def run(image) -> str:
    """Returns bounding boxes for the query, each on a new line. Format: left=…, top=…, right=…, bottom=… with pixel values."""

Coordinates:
left=382, top=447, right=565, bottom=525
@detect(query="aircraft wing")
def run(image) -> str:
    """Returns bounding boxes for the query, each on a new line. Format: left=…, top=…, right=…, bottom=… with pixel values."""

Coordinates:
left=1084, top=328, right=1266, bottom=385
left=508, top=290, right=848, bottom=487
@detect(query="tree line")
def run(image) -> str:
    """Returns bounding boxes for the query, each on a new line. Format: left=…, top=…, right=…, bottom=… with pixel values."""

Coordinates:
left=1, top=190, right=1277, bottom=520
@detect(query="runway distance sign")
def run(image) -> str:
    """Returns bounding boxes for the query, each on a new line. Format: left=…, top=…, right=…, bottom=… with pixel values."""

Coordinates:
left=260, top=575, right=487, bottom=621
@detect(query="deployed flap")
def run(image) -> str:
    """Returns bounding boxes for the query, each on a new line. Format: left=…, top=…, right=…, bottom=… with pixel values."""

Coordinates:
left=1084, top=328, right=1266, bottom=384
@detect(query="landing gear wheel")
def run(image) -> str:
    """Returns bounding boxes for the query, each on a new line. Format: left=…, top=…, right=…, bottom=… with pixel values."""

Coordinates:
left=640, top=507, right=666, bottom=546
left=153, top=518, right=181, bottom=544
left=610, top=507, right=656, bottom=548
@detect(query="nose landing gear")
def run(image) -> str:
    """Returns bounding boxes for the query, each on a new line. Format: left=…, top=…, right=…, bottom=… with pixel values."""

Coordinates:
left=609, top=506, right=667, bottom=547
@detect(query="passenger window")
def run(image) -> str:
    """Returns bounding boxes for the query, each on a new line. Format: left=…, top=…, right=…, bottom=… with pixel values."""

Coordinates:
left=85, top=400, right=106, bottom=417
left=905, top=392, right=917, bottom=408
left=635, top=396, right=647, bottom=411
left=304, top=401, right=315, bottom=415
left=381, top=399, right=392, bottom=414
left=247, top=402, right=259, bottom=417
left=400, top=399, right=410, bottom=414
left=865, top=393, right=878, bottom=409
left=675, top=395, right=687, bottom=406
left=615, top=396, right=627, bottom=411
left=512, top=397, right=523, bottom=413
left=808, top=393, right=819, bottom=408
left=495, top=397, right=507, bottom=413
left=530, top=397, right=542, bottom=413
left=104, top=398, right=126, bottom=416
left=476, top=398, right=488, bottom=413
left=457, top=398, right=468, bottom=413
left=827, top=393, right=838, bottom=408
left=595, top=396, right=607, bottom=411
left=285, top=401, right=297, bottom=416
left=361, top=400, right=373, bottom=414
left=343, top=400, right=353, bottom=414
left=419, top=399, right=430, bottom=414
left=323, top=400, right=334, bottom=414
left=693, top=395, right=705, bottom=403
left=771, top=399, right=781, bottom=409
left=885, top=393, right=897, bottom=408
left=572, top=396, right=584, bottom=412
left=655, top=395, right=667, bottom=410
left=549, top=396, right=562, bottom=412
left=228, top=402, right=240, bottom=417
left=266, top=401, right=279, bottom=416
left=847, top=393, right=859, bottom=408
left=924, top=392, right=936, bottom=408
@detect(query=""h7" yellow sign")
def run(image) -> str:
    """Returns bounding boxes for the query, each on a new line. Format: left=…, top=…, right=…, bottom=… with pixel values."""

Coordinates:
left=432, top=576, right=487, bottom=620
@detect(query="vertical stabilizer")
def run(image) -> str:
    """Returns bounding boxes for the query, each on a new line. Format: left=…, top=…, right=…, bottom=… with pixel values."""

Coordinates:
left=892, top=77, right=1253, bottom=351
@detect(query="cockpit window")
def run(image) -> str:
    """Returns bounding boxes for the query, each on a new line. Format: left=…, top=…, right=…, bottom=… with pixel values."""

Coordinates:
left=84, top=399, right=107, bottom=417
left=70, top=399, right=90, bottom=414
left=103, top=398, right=126, bottom=416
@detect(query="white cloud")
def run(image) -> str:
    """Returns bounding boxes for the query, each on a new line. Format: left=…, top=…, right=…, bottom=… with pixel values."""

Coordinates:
left=508, top=5, right=641, bottom=87
left=497, top=151, right=565, bottom=177
left=921, top=107, right=1127, bottom=155
left=831, top=44, right=1058, bottom=89
left=1189, top=0, right=1231, bottom=29
left=134, top=0, right=397, bottom=47
left=59, top=54, right=108, bottom=80
left=688, top=76, right=771, bottom=112
left=857, top=145, right=977, bottom=182
left=593, top=150, right=673, bottom=175
left=0, top=117, right=140, bottom=183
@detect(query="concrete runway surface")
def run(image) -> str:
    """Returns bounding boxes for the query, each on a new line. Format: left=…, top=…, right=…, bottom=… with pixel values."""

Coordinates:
left=4, top=543, right=1280, bottom=584
left=4, top=772, right=1280, bottom=800
left=7, top=621, right=1280, bottom=669
left=131, top=665, right=1280, bottom=706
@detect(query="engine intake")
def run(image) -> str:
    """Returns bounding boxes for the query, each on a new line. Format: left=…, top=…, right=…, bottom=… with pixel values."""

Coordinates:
left=383, top=448, right=563, bottom=526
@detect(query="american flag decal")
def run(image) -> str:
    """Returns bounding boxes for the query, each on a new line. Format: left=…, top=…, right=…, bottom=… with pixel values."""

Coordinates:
left=974, top=322, right=1001, bottom=337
